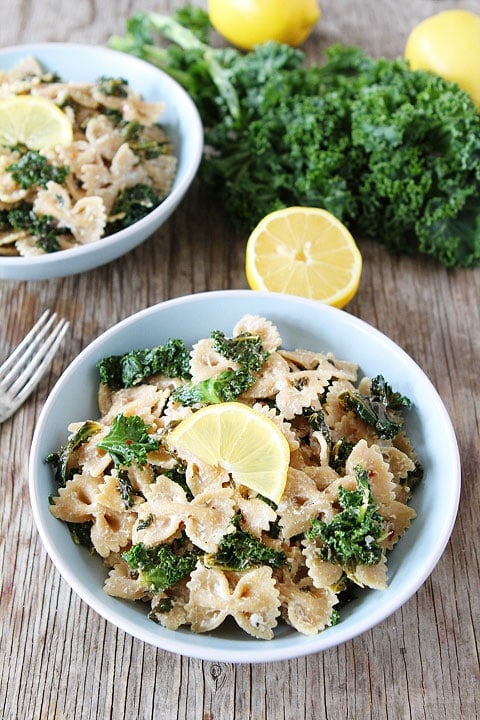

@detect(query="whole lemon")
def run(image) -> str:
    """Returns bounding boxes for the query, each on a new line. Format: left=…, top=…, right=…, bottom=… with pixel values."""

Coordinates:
left=404, top=9, right=480, bottom=108
left=208, top=0, right=321, bottom=51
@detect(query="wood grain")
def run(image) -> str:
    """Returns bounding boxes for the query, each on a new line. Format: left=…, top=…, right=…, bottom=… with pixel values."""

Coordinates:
left=1, top=1, right=479, bottom=718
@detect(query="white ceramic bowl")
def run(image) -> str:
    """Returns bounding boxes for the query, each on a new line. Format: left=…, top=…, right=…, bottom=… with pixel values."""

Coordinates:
left=0, top=43, right=203, bottom=280
left=29, top=291, right=461, bottom=662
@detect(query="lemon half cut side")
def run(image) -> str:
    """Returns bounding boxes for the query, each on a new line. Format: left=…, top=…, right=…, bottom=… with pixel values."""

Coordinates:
left=0, top=95, right=73, bottom=150
left=246, top=206, right=363, bottom=308
left=168, top=402, right=290, bottom=504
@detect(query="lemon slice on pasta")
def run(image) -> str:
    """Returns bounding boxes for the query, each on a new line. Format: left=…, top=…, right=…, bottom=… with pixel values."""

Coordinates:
left=0, top=95, right=73, bottom=150
left=168, top=402, right=290, bottom=504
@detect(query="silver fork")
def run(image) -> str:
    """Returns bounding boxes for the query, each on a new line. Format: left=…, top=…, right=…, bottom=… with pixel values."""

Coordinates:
left=0, top=310, right=70, bottom=422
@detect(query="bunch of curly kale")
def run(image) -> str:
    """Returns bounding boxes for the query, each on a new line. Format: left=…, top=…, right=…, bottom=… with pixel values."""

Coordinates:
left=111, top=6, right=480, bottom=268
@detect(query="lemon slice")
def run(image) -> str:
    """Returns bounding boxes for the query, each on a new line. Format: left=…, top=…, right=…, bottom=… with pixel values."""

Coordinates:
left=168, top=402, right=290, bottom=504
left=245, top=206, right=363, bottom=308
left=0, top=95, right=73, bottom=150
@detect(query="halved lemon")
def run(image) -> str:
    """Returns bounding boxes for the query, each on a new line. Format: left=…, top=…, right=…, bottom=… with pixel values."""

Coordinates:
left=0, top=95, right=73, bottom=150
left=245, top=206, right=362, bottom=308
left=168, top=402, right=290, bottom=504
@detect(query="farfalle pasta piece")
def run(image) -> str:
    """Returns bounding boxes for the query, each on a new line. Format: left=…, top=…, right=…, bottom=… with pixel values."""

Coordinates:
left=0, top=56, right=44, bottom=97
left=185, top=486, right=236, bottom=552
left=232, top=314, right=282, bottom=352
left=49, top=471, right=137, bottom=557
left=278, top=467, right=332, bottom=539
left=149, top=578, right=191, bottom=630
left=92, top=87, right=166, bottom=126
left=346, top=440, right=396, bottom=506
left=185, top=565, right=281, bottom=639
left=33, top=181, right=106, bottom=244
left=275, top=370, right=327, bottom=420
left=349, top=555, right=388, bottom=590
left=189, top=338, right=238, bottom=382
left=132, top=475, right=187, bottom=546
left=95, top=474, right=144, bottom=513
left=0, top=151, right=30, bottom=203
left=302, top=540, right=344, bottom=589
left=379, top=443, right=417, bottom=484
left=91, top=510, right=138, bottom=558
left=241, top=351, right=291, bottom=400
left=101, top=383, right=168, bottom=428
left=235, top=494, right=277, bottom=538
left=49, top=473, right=99, bottom=523
left=84, top=115, right=124, bottom=161
left=185, top=460, right=230, bottom=498
left=184, top=565, right=230, bottom=632
left=104, top=560, right=149, bottom=601
left=143, top=155, right=178, bottom=195
left=79, top=143, right=147, bottom=214
left=277, top=571, right=338, bottom=635
left=13, top=235, right=45, bottom=257
left=229, top=567, right=281, bottom=639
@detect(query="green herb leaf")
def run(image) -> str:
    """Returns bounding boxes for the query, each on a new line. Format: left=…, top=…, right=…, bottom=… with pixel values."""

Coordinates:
left=97, top=414, right=159, bottom=468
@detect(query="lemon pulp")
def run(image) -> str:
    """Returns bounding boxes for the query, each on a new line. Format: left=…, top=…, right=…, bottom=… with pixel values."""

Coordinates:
left=245, top=206, right=362, bottom=308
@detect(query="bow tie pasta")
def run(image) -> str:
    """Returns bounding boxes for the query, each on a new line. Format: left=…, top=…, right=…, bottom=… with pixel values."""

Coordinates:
left=48, top=315, right=420, bottom=639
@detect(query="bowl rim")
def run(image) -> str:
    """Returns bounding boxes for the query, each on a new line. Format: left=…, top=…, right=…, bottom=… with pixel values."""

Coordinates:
left=28, top=290, right=462, bottom=662
left=0, top=42, right=204, bottom=278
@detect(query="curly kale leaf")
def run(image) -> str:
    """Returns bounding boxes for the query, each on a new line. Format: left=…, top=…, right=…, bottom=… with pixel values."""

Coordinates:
left=112, top=14, right=480, bottom=267
left=116, top=468, right=135, bottom=508
left=206, top=516, right=287, bottom=571
left=1, top=202, right=62, bottom=253
left=306, top=465, right=386, bottom=570
left=106, top=183, right=162, bottom=234
left=7, top=150, right=69, bottom=189
left=45, top=420, right=102, bottom=486
left=97, top=337, right=191, bottom=389
left=122, top=541, right=198, bottom=592
left=211, top=329, right=269, bottom=372
left=172, top=368, right=254, bottom=406
left=97, top=414, right=159, bottom=468
left=339, top=374, right=411, bottom=440
left=67, top=521, right=94, bottom=550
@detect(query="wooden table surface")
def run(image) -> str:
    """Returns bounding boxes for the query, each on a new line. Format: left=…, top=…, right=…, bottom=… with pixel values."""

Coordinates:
left=1, top=1, right=479, bottom=718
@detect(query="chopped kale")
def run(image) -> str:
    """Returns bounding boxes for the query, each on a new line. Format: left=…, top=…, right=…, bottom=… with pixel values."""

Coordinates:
left=330, top=437, right=355, bottom=473
left=7, top=150, right=69, bottom=189
left=6, top=202, right=62, bottom=253
left=172, top=368, right=254, bottom=406
left=106, top=183, right=162, bottom=233
left=339, top=374, right=411, bottom=440
left=116, top=469, right=135, bottom=508
left=306, top=465, right=386, bottom=571
left=121, top=120, right=171, bottom=159
left=211, top=330, right=269, bottom=373
left=122, top=541, right=198, bottom=592
left=97, top=337, right=191, bottom=389
left=136, top=513, right=154, bottom=531
left=97, top=413, right=159, bottom=468
left=67, top=520, right=94, bottom=550
left=206, top=515, right=287, bottom=571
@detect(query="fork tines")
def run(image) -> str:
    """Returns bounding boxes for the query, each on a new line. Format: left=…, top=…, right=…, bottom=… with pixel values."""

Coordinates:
left=0, top=310, right=70, bottom=406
